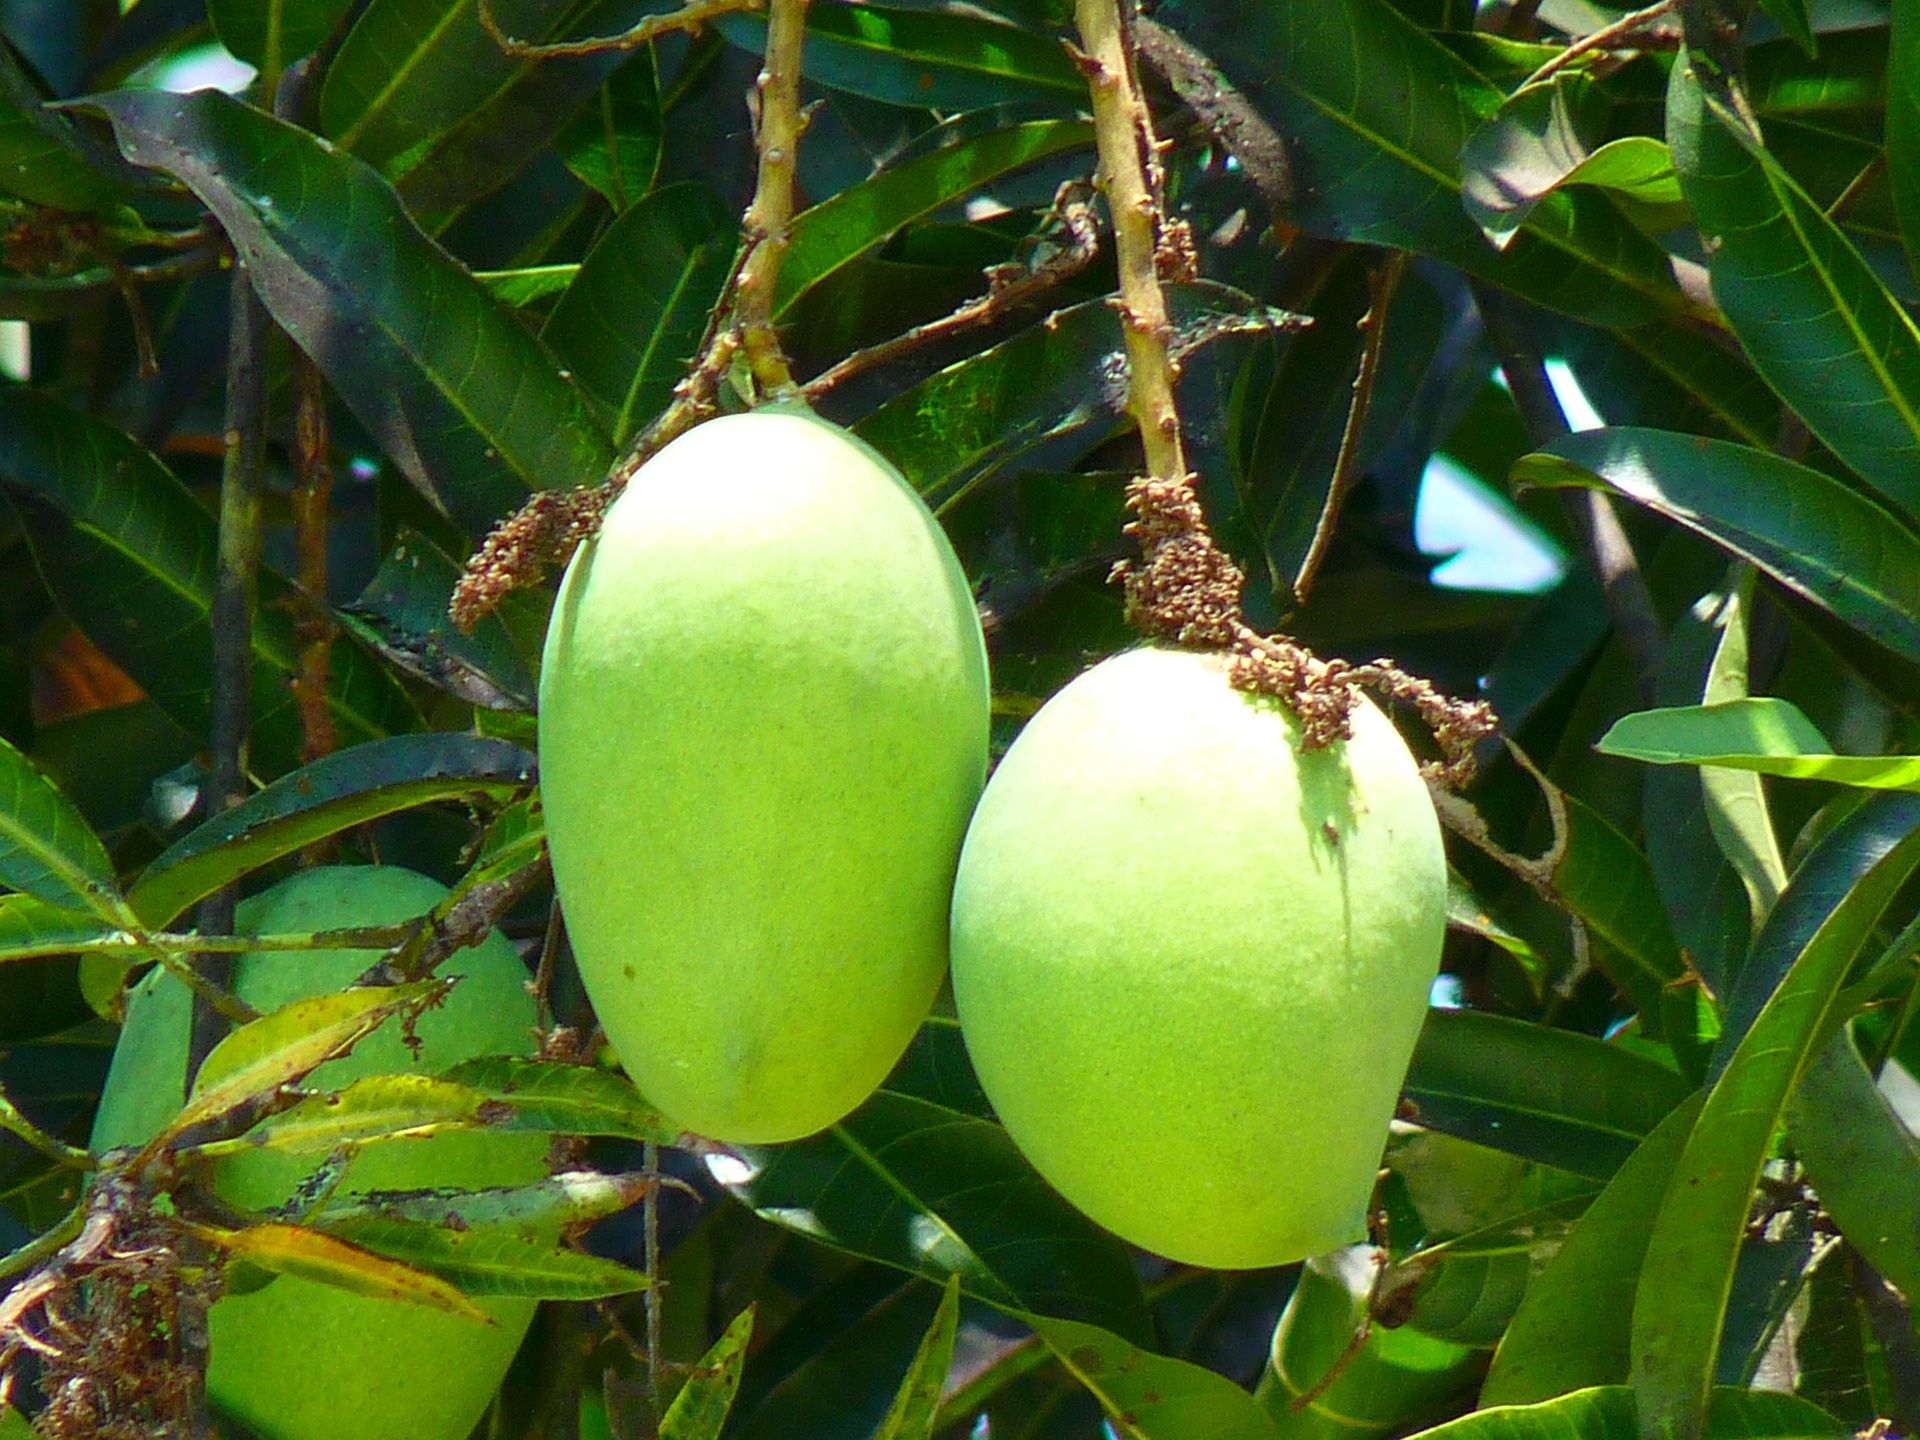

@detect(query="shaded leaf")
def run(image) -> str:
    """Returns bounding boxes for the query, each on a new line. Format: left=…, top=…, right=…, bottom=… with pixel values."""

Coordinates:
left=208, top=0, right=355, bottom=72
left=1404, top=1009, right=1694, bottom=1181
left=322, top=1216, right=650, bottom=1299
left=0, top=731, right=116, bottom=914
left=128, top=734, right=534, bottom=928
left=874, top=1276, right=963, bottom=1440
left=196, top=1219, right=493, bottom=1322
left=542, top=182, right=736, bottom=446
left=84, top=88, right=613, bottom=535
left=1787, top=1027, right=1920, bottom=1305
left=0, top=43, right=131, bottom=210
left=439, top=1057, right=681, bottom=1145
left=1669, top=63, right=1920, bottom=521
left=1631, top=795, right=1920, bottom=1439
left=0, top=388, right=420, bottom=771
left=167, top=982, right=448, bottom=1139
left=553, top=55, right=662, bottom=209
left=1035, top=1313, right=1280, bottom=1440
left=1517, top=428, right=1920, bottom=667
left=661, top=1306, right=755, bottom=1440
left=0, top=893, right=109, bottom=968
left=1890, top=0, right=1920, bottom=265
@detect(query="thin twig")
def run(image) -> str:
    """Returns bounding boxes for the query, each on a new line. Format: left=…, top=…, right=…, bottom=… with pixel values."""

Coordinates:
left=288, top=351, right=339, bottom=778
left=803, top=181, right=1099, bottom=399
left=643, top=1139, right=664, bottom=1414
left=0, top=1089, right=90, bottom=1170
left=1519, top=0, right=1683, bottom=90
left=1473, top=283, right=1665, bottom=703
left=189, top=272, right=269, bottom=1082
left=477, top=0, right=763, bottom=60
left=1294, top=250, right=1408, bottom=604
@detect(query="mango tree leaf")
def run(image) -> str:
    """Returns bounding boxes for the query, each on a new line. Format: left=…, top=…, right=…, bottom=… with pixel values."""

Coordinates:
left=83, top=88, right=613, bottom=536
left=1480, top=1097, right=1703, bottom=1407
left=1787, top=1028, right=1920, bottom=1305
left=189, top=1074, right=495, bottom=1159
left=1153, top=0, right=1693, bottom=327
left=553, top=56, right=662, bottom=210
left=1890, top=0, right=1920, bottom=264
left=1631, top=794, right=1920, bottom=1440
left=208, top=0, right=355, bottom=72
left=318, top=1169, right=662, bottom=1233
left=661, top=1306, right=755, bottom=1440
left=718, top=2, right=1081, bottom=112
left=128, top=735, right=536, bottom=928
left=164, top=981, right=449, bottom=1139
left=720, top=1024, right=1152, bottom=1344
left=775, top=113, right=1093, bottom=316
left=1418, top=1386, right=1845, bottom=1438
left=0, top=893, right=110, bottom=967
left=1546, top=317, right=1781, bottom=451
left=1405, top=1010, right=1694, bottom=1181
left=873, top=1276, right=963, bottom=1440
left=0, top=731, right=116, bottom=914
left=193, top=1219, right=494, bottom=1322
left=0, top=387, right=421, bottom=772
left=0, top=44, right=131, bottom=210
left=439, top=1057, right=682, bottom=1145
left=1669, top=62, right=1920, bottom=522
left=319, top=1216, right=651, bottom=1299
left=1516, top=428, right=1920, bottom=667
left=1601, top=698, right=1920, bottom=791
left=541, top=181, right=736, bottom=446
left=1392, top=1191, right=1599, bottom=1349
left=1033, top=1314, right=1279, bottom=1440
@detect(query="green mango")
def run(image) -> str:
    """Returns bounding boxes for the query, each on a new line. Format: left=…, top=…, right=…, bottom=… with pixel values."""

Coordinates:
left=93, top=865, right=544, bottom=1440
left=950, top=646, right=1446, bottom=1268
left=539, top=410, right=990, bottom=1143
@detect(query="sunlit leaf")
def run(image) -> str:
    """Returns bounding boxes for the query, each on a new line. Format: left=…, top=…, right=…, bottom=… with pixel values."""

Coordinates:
left=320, top=1216, right=651, bottom=1299
left=0, top=731, right=116, bottom=915
left=196, top=1219, right=493, bottom=1322
left=1601, top=697, right=1920, bottom=791
left=660, top=1306, right=754, bottom=1440
left=439, top=1057, right=682, bottom=1145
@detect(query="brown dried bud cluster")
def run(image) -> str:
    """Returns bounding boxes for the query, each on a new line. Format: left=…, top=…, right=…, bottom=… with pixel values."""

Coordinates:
left=449, top=485, right=615, bottom=633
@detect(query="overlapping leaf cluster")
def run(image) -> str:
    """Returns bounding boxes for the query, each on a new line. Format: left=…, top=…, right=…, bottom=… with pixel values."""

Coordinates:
left=0, top=1, right=1919, bottom=1438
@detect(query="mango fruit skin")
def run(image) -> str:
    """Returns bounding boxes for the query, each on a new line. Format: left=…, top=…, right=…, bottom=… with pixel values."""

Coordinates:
left=949, top=646, right=1445, bottom=1269
left=539, top=410, right=990, bottom=1143
left=92, top=865, right=543, bottom=1440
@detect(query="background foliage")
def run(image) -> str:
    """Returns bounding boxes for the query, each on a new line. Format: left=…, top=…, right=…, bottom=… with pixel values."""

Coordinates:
left=3, top=0, right=1920, bottom=1438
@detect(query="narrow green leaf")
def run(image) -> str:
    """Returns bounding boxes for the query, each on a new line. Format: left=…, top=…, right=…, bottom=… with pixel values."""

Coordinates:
left=0, top=43, right=131, bottom=210
left=0, top=893, right=110, bottom=967
left=0, top=388, right=421, bottom=770
left=1405, top=1010, right=1694, bottom=1181
left=1694, top=573, right=1788, bottom=929
left=1036, top=1313, right=1280, bottom=1440
left=83, top=88, right=613, bottom=535
left=318, top=1169, right=661, bottom=1233
left=1756, top=0, right=1816, bottom=60
left=1631, top=794, right=1920, bottom=1440
left=320, top=1216, right=650, bottom=1300
left=1890, top=0, right=1920, bottom=266
left=439, top=1057, right=681, bottom=1145
left=1516, top=428, right=1920, bottom=667
left=1787, top=1027, right=1920, bottom=1305
left=660, top=1307, right=754, bottom=1440
left=775, top=114, right=1093, bottom=316
left=1602, top=698, right=1920, bottom=791
left=128, top=735, right=535, bottom=928
left=168, top=982, right=448, bottom=1138
left=208, top=0, right=354, bottom=72
left=719, top=2, right=1081, bottom=111
left=195, top=1219, right=494, bottom=1322
left=192, top=1074, right=494, bottom=1159
left=1669, top=61, right=1920, bottom=522
left=553, top=55, right=661, bottom=209
left=0, top=731, right=116, bottom=915
left=874, top=1276, right=963, bottom=1440
left=542, top=182, right=735, bottom=446
left=1419, top=1386, right=1846, bottom=1439
left=1481, top=1098, right=1703, bottom=1407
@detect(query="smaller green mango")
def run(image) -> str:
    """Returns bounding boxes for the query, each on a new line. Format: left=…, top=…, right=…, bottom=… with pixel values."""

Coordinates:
left=950, top=647, right=1446, bottom=1269
left=92, top=865, right=544, bottom=1440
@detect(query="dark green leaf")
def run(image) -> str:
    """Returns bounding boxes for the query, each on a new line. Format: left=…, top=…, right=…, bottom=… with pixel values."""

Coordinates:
left=128, top=735, right=535, bottom=928
left=0, top=730, right=116, bottom=914
left=438, top=1057, right=681, bottom=1145
left=1155, top=0, right=1694, bottom=327
left=1036, top=1314, right=1280, bottom=1440
left=1631, top=794, right=1920, bottom=1439
left=542, top=182, right=735, bottom=446
left=776, top=114, right=1093, bottom=316
left=1891, top=0, right=1920, bottom=265
left=719, top=2, right=1081, bottom=112
left=1405, top=1010, right=1694, bottom=1181
left=0, top=43, right=131, bottom=210
left=1788, top=1027, right=1920, bottom=1305
left=0, top=388, right=420, bottom=770
left=83, top=88, right=613, bottom=535
left=207, top=0, right=354, bottom=73
left=1516, top=428, right=1920, bottom=667
left=1669, top=63, right=1920, bottom=522
left=553, top=55, right=662, bottom=209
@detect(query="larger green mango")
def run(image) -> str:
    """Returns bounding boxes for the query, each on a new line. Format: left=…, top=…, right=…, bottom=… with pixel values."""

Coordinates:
left=539, top=410, right=990, bottom=1143
left=92, top=865, right=544, bottom=1440
left=950, top=646, right=1446, bottom=1269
